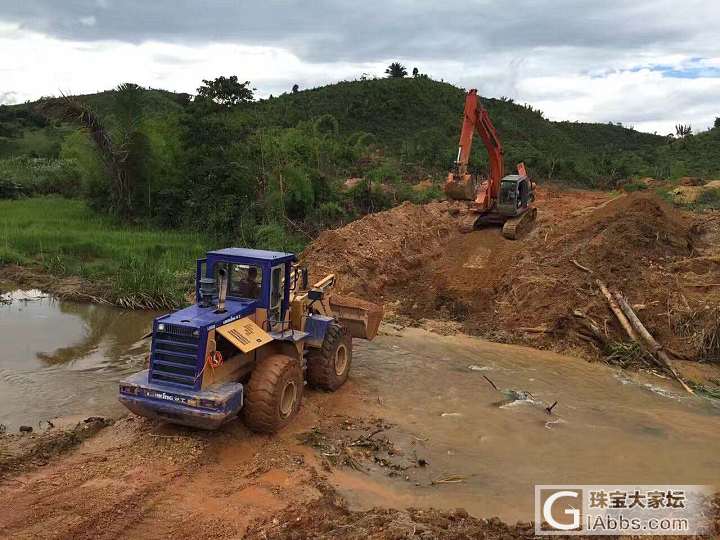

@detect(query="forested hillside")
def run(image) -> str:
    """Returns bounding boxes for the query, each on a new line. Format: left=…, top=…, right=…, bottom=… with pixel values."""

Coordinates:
left=0, top=76, right=718, bottom=252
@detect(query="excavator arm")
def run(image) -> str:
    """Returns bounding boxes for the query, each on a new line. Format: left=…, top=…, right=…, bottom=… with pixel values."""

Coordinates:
left=445, top=89, right=504, bottom=209
left=445, top=89, right=537, bottom=238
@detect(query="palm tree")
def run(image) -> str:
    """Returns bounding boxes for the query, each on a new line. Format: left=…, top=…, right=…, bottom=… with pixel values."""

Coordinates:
left=385, top=62, right=408, bottom=78
left=39, top=83, right=146, bottom=219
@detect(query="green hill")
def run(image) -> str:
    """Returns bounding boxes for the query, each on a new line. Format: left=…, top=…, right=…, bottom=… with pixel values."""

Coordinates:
left=1, top=77, right=674, bottom=185
left=245, top=77, right=667, bottom=184
left=0, top=76, right=718, bottom=242
left=6, top=77, right=717, bottom=187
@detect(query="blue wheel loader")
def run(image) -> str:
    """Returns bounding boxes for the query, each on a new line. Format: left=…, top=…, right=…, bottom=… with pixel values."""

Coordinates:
left=118, top=248, right=382, bottom=432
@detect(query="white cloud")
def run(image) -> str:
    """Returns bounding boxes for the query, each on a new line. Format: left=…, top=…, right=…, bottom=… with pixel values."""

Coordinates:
left=519, top=70, right=720, bottom=134
left=0, top=16, right=717, bottom=135
left=0, top=26, right=382, bottom=103
left=79, top=16, right=97, bottom=27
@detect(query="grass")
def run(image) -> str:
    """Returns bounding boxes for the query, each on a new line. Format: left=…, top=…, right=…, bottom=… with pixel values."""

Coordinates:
left=0, top=197, right=211, bottom=308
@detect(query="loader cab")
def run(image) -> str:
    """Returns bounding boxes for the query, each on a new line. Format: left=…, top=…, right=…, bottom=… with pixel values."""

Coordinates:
left=197, top=248, right=296, bottom=331
left=497, top=175, right=533, bottom=217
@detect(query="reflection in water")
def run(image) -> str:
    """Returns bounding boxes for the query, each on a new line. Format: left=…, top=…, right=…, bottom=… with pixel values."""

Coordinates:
left=36, top=301, right=137, bottom=366
left=0, top=290, right=156, bottom=430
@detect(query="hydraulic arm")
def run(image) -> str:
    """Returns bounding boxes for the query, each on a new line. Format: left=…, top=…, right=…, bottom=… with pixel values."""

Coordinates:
left=446, top=89, right=504, bottom=209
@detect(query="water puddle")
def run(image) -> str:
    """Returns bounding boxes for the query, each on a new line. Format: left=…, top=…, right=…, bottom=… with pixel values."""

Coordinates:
left=343, top=327, right=720, bottom=522
left=0, top=289, right=155, bottom=431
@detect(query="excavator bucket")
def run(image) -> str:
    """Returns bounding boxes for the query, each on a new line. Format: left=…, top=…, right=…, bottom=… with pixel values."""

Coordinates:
left=329, top=294, right=383, bottom=340
left=444, top=173, right=476, bottom=201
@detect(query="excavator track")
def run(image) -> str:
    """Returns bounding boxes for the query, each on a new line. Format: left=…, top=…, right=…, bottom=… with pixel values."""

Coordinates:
left=502, top=207, right=537, bottom=240
left=458, top=212, right=480, bottom=233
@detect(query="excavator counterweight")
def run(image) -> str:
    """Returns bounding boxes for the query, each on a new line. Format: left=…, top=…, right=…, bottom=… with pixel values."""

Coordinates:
left=445, top=89, right=537, bottom=239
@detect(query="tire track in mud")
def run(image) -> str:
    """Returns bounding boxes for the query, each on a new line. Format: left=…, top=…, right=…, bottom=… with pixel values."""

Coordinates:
left=0, top=388, right=360, bottom=539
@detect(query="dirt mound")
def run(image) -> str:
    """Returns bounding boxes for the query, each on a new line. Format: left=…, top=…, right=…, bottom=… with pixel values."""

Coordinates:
left=497, top=193, right=701, bottom=351
left=302, top=201, right=457, bottom=299
left=302, top=189, right=720, bottom=362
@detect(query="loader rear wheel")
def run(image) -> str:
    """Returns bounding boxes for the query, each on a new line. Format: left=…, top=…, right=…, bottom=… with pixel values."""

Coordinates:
left=243, top=354, right=303, bottom=433
left=307, top=323, right=352, bottom=391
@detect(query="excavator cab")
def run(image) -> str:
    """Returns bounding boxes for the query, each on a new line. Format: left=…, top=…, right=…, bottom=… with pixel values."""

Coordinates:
left=497, top=175, right=534, bottom=217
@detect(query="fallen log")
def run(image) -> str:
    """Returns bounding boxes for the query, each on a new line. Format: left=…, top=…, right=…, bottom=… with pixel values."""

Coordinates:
left=572, top=310, right=608, bottom=348
left=596, top=280, right=639, bottom=342
left=613, top=291, right=694, bottom=395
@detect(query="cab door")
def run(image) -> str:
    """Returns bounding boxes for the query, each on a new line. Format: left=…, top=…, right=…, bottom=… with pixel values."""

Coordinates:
left=269, top=263, right=286, bottom=329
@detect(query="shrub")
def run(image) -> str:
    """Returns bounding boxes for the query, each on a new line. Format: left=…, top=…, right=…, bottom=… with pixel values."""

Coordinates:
left=622, top=181, right=648, bottom=193
left=695, top=188, right=720, bottom=210
left=0, top=177, right=24, bottom=199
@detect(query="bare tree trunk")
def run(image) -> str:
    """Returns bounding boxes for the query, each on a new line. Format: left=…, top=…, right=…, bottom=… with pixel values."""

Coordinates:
left=613, top=292, right=694, bottom=395
left=596, top=280, right=639, bottom=342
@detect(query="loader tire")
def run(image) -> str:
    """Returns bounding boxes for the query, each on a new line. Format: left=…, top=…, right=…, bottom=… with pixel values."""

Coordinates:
left=243, top=354, right=303, bottom=433
left=307, top=323, right=352, bottom=391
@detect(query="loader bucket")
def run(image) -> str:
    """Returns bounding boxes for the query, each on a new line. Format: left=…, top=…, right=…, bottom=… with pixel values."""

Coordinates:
left=329, top=294, right=383, bottom=340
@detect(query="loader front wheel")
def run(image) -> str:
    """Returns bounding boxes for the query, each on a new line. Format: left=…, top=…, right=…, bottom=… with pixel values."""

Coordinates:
left=307, top=323, right=352, bottom=391
left=243, top=354, right=303, bottom=433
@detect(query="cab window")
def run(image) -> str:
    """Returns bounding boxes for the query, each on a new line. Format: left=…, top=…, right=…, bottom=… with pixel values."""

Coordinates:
left=214, top=263, right=263, bottom=300
left=499, top=181, right=516, bottom=205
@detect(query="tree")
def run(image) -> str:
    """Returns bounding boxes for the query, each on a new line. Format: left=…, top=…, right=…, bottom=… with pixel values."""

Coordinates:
left=385, top=62, right=407, bottom=78
left=714, top=117, right=720, bottom=129
left=675, top=124, right=693, bottom=138
left=412, top=67, right=419, bottom=77
left=292, top=84, right=299, bottom=93
left=38, top=83, right=149, bottom=220
left=196, top=75, right=254, bottom=107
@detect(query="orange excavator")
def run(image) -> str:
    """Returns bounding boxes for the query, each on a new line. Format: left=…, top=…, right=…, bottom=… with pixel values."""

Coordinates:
left=445, top=89, right=537, bottom=239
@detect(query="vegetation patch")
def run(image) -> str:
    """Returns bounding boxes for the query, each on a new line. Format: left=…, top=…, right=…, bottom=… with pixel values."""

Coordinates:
left=0, top=197, right=209, bottom=308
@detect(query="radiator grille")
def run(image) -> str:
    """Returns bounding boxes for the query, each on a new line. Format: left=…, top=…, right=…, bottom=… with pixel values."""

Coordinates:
left=150, top=325, right=200, bottom=388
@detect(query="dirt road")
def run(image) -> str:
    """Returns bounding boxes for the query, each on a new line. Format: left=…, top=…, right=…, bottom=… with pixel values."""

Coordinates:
left=2, top=327, right=719, bottom=539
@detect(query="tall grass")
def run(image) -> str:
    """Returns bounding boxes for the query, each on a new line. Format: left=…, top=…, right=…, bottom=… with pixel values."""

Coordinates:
left=0, top=197, right=211, bottom=308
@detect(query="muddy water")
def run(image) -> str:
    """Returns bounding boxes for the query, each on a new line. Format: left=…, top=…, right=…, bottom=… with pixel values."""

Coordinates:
left=346, top=327, right=720, bottom=522
left=0, top=290, right=154, bottom=430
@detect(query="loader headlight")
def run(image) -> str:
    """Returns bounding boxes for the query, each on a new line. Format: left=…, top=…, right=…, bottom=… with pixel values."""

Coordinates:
left=157, top=323, right=165, bottom=332
left=119, top=384, right=137, bottom=395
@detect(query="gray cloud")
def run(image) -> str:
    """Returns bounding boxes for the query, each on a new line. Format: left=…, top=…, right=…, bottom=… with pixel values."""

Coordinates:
left=1, top=1, right=718, bottom=132
left=2, top=0, right=717, bottom=64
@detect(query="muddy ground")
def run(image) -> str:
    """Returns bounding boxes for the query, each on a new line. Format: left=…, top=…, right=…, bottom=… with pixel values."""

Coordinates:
left=2, top=326, right=720, bottom=539
left=303, top=187, right=720, bottom=386
left=0, top=377, right=542, bottom=540
left=2, top=186, right=720, bottom=538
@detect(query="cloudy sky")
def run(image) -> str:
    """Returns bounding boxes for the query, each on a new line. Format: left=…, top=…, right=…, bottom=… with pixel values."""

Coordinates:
left=1, top=0, right=719, bottom=134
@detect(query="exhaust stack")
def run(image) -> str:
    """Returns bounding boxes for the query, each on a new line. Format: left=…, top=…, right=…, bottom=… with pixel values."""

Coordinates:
left=215, top=268, right=228, bottom=313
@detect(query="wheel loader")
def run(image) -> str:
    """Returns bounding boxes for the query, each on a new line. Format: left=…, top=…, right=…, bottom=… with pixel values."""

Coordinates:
left=118, top=247, right=382, bottom=432
left=445, top=89, right=537, bottom=238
